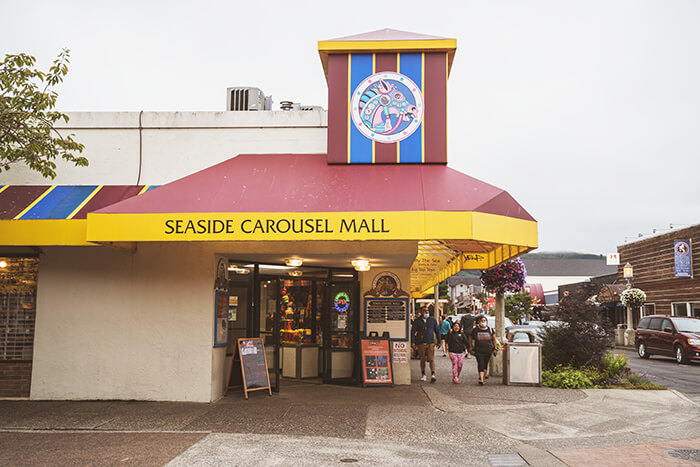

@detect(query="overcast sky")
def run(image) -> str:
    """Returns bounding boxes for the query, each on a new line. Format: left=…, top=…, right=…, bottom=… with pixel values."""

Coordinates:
left=2, top=0, right=699, bottom=255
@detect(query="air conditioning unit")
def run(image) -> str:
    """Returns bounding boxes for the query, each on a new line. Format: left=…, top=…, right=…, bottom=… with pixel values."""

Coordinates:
left=226, top=87, right=272, bottom=111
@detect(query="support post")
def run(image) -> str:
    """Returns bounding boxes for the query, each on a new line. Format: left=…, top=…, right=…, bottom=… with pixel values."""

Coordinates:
left=491, top=292, right=505, bottom=376
left=624, top=305, right=635, bottom=346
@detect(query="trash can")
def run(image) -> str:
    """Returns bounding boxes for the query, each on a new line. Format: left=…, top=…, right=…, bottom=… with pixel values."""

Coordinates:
left=503, top=342, right=541, bottom=386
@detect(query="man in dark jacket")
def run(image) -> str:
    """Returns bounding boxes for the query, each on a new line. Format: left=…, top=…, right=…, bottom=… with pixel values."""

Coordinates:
left=460, top=311, right=477, bottom=358
left=411, top=306, right=441, bottom=382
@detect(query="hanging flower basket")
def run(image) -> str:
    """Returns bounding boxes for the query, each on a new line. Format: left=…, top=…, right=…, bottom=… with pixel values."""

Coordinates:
left=480, top=258, right=527, bottom=295
left=620, top=288, right=646, bottom=308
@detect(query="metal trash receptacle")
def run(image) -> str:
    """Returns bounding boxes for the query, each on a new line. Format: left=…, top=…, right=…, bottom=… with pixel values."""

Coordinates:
left=503, top=342, right=541, bottom=386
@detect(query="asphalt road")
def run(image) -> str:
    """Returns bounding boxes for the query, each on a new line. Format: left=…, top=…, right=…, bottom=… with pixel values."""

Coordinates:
left=619, top=347, right=700, bottom=396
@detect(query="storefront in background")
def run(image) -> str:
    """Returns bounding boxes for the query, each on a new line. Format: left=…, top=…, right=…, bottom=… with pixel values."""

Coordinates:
left=0, top=29, right=537, bottom=401
left=617, top=224, right=700, bottom=324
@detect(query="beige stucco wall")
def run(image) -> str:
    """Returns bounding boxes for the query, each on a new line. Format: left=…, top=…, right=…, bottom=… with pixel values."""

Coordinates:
left=30, top=240, right=418, bottom=401
left=31, top=243, right=217, bottom=402
left=0, top=111, right=327, bottom=186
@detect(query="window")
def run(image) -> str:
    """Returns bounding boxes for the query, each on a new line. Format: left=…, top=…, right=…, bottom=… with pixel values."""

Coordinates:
left=692, top=303, right=700, bottom=319
left=660, top=319, right=673, bottom=332
left=637, top=317, right=651, bottom=329
left=0, top=257, right=39, bottom=361
left=648, top=318, right=663, bottom=331
left=672, top=303, right=690, bottom=317
left=642, top=304, right=655, bottom=316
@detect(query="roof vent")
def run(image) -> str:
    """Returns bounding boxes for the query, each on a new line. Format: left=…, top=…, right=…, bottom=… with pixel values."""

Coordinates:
left=227, top=87, right=272, bottom=111
left=280, top=101, right=301, bottom=111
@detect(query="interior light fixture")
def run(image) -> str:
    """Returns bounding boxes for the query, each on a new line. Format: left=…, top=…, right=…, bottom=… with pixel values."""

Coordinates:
left=0, top=260, right=7, bottom=269
left=285, top=257, right=303, bottom=267
left=288, top=270, right=303, bottom=277
left=227, top=265, right=251, bottom=275
left=351, top=259, right=371, bottom=272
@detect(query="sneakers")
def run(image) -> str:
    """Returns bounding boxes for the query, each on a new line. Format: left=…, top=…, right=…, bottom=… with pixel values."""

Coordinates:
left=420, top=374, right=427, bottom=382
left=430, top=373, right=436, bottom=383
left=453, top=377, right=459, bottom=384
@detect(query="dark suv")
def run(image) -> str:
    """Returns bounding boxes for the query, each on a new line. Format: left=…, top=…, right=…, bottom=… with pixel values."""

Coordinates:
left=635, top=315, right=700, bottom=364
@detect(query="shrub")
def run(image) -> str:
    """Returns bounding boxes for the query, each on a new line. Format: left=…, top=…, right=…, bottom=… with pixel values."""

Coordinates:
left=541, top=287, right=614, bottom=369
left=542, top=366, right=595, bottom=389
left=600, top=351, right=629, bottom=378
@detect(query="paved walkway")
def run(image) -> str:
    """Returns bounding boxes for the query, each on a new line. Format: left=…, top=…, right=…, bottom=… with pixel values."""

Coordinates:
left=0, top=355, right=698, bottom=466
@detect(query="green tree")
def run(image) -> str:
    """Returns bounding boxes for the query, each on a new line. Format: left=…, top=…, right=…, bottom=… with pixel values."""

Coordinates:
left=504, top=292, right=533, bottom=323
left=0, top=49, right=87, bottom=179
left=438, top=280, right=449, bottom=300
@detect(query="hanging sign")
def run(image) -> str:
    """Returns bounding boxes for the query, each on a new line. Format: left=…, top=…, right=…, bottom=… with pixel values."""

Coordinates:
left=607, top=253, right=620, bottom=266
left=361, top=333, right=393, bottom=387
left=674, top=240, right=692, bottom=278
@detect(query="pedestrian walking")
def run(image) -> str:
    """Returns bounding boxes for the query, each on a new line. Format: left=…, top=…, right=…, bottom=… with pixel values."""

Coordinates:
left=468, top=315, right=498, bottom=385
left=446, top=321, right=469, bottom=384
left=460, top=310, right=477, bottom=359
left=440, top=314, right=451, bottom=357
left=410, top=306, right=441, bottom=383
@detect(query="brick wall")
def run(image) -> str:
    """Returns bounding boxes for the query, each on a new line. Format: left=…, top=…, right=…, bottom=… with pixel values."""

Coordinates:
left=0, top=361, right=31, bottom=397
left=618, top=225, right=700, bottom=315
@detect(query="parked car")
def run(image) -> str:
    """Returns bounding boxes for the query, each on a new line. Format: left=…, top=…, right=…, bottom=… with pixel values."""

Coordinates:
left=635, top=315, right=700, bottom=364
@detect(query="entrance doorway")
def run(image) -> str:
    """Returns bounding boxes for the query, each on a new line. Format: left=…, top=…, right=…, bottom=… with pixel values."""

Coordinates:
left=226, top=262, right=360, bottom=391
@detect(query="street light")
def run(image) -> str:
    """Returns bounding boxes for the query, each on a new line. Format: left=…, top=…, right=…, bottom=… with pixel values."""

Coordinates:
left=623, top=262, right=633, bottom=288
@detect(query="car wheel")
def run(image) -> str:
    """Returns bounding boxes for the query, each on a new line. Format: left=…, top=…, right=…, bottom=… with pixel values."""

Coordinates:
left=637, top=342, right=650, bottom=359
left=675, top=345, right=689, bottom=364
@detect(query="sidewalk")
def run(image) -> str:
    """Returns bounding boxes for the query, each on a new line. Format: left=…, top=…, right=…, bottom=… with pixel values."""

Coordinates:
left=0, top=355, right=698, bottom=466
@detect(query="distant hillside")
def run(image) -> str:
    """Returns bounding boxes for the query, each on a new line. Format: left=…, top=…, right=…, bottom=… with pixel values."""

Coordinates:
left=522, top=252, right=604, bottom=260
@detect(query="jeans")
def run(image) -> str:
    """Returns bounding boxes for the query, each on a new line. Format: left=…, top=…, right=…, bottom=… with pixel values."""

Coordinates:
left=450, top=353, right=464, bottom=379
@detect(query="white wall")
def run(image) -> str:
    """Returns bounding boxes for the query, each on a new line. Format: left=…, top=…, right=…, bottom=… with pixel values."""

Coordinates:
left=0, top=110, right=327, bottom=186
left=32, top=243, right=217, bottom=402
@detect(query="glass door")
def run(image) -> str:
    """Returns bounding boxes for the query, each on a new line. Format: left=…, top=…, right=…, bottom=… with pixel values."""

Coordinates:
left=258, top=277, right=279, bottom=391
left=323, top=282, right=360, bottom=384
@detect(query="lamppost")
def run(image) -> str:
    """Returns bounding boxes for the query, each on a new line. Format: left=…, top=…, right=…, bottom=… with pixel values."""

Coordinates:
left=623, top=262, right=634, bottom=289
left=623, top=262, right=634, bottom=345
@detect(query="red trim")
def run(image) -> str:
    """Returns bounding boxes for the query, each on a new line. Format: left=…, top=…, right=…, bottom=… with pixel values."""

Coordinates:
left=373, top=53, right=398, bottom=164
left=423, top=53, right=447, bottom=164
left=327, top=54, right=349, bottom=164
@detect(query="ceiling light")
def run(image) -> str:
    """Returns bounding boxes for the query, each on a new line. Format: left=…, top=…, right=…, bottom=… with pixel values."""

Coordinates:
left=285, top=258, right=303, bottom=267
left=288, top=270, right=303, bottom=277
left=227, top=265, right=251, bottom=274
left=351, top=259, right=371, bottom=272
left=0, top=260, right=6, bottom=268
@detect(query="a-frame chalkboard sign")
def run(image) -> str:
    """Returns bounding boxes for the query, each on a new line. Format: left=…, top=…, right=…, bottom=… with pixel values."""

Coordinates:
left=226, top=338, right=272, bottom=399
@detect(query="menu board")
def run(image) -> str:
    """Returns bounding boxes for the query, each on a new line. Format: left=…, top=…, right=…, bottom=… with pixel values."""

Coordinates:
left=214, top=291, right=229, bottom=347
left=226, top=338, right=272, bottom=399
left=360, top=334, right=393, bottom=387
left=364, top=297, right=408, bottom=341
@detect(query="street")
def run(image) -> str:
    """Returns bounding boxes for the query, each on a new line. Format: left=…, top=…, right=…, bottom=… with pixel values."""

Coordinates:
left=619, top=347, right=700, bottom=398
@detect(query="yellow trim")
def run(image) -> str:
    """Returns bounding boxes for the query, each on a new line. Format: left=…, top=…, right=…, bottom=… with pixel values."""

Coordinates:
left=421, top=53, right=425, bottom=163
left=397, top=53, right=401, bottom=164
left=13, top=186, right=56, bottom=219
left=445, top=53, right=448, bottom=164
left=138, top=185, right=151, bottom=195
left=66, top=185, right=102, bottom=220
left=0, top=219, right=93, bottom=246
left=371, top=54, right=376, bottom=163
left=85, top=210, right=538, bottom=244
left=347, top=54, right=352, bottom=164
left=318, top=39, right=457, bottom=52
left=0, top=185, right=9, bottom=195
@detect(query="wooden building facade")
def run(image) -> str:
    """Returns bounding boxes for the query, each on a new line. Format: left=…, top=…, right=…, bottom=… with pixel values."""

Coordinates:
left=617, top=224, right=700, bottom=320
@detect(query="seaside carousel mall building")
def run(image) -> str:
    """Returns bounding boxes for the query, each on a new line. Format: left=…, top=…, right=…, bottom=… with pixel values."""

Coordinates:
left=0, top=30, right=537, bottom=401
